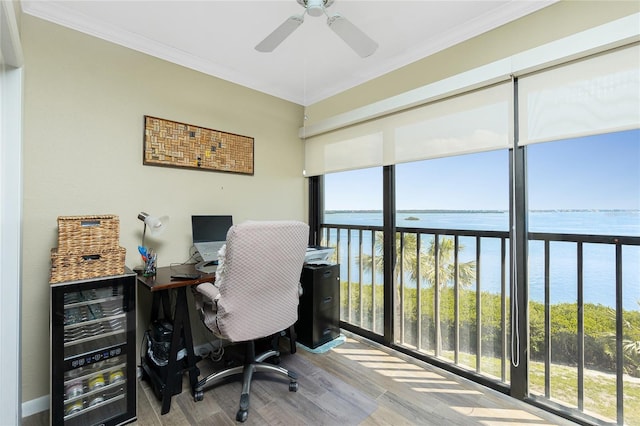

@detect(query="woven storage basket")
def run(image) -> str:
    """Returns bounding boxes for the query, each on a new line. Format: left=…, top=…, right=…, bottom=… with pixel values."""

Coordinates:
left=50, top=246, right=126, bottom=284
left=57, top=215, right=120, bottom=252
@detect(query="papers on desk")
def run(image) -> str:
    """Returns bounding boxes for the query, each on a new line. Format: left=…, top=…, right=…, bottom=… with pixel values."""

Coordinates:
left=304, top=246, right=334, bottom=264
left=306, top=260, right=333, bottom=266
left=195, top=261, right=218, bottom=274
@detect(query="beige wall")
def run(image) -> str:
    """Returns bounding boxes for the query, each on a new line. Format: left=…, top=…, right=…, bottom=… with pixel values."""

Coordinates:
left=305, top=0, right=640, bottom=125
left=21, top=14, right=305, bottom=403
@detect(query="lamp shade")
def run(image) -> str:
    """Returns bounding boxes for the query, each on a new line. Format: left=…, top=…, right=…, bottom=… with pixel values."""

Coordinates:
left=137, top=212, right=169, bottom=238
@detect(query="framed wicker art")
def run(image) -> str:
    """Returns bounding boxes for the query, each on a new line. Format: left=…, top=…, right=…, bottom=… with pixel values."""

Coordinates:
left=143, top=116, right=254, bottom=175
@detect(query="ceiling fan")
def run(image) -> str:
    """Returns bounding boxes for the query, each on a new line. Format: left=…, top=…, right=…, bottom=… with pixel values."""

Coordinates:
left=255, top=0, right=378, bottom=58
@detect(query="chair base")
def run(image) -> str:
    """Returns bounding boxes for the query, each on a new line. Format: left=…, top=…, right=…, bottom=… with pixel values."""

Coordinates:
left=194, top=337, right=298, bottom=422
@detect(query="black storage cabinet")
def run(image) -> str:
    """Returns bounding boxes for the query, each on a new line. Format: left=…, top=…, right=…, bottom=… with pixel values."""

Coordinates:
left=50, top=270, right=136, bottom=426
left=296, top=263, right=340, bottom=348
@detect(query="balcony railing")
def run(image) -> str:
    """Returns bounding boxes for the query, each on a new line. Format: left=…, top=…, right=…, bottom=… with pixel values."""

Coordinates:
left=319, top=223, right=640, bottom=426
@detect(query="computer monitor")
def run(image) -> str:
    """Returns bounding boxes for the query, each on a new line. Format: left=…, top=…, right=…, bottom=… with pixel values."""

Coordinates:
left=191, top=215, right=233, bottom=272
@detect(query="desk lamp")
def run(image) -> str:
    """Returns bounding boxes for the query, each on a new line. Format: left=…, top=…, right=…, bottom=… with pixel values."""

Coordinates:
left=137, top=212, right=169, bottom=275
left=138, top=212, right=169, bottom=246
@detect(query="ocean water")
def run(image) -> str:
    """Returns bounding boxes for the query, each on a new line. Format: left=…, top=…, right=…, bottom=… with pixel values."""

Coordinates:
left=324, top=210, right=640, bottom=311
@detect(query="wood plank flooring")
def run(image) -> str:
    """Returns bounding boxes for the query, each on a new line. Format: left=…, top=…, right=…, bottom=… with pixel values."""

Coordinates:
left=23, top=332, right=576, bottom=425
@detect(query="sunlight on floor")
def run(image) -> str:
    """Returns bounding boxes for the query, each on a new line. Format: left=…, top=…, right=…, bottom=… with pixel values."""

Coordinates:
left=332, top=338, right=554, bottom=424
left=338, top=354, right=405, bottom=362
left=334, top=344, right=485, bottom=393
left=414, top=388, right=484, bottom=394
left=378, top=370, right=449, bottom=379
left=451, top=407, right=544, bottom=420
left=477, top=422, right=557, bottom=426
left=451, top=407, right=555, bottom=426
left=358, top=362, right=423, bottom=370
left=394, top=378, right=459, bottom=384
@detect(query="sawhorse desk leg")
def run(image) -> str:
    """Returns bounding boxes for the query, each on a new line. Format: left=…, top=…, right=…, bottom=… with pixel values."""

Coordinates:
left=150, top=287, right=200, bottom=415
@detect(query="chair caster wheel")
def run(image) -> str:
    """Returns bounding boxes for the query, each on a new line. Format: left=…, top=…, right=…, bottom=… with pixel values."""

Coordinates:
left=289, top=381, right=298, bottom=392
left=271, top=356, right=281, bottom=365
left=194, top=391, right=204, bottom=401
left=236, top=409, right=248, bottom=422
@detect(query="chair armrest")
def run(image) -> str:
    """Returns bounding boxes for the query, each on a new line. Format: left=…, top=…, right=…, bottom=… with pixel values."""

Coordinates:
left=194, top=282, right=221, bottom=331
left=195, top=282, right=220, bottom=304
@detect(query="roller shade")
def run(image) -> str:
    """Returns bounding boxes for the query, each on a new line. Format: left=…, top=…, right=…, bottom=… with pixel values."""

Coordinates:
left=390, top=82, right=511, bottom=164
left=304, top=82, right=511, bottom=176
left=519, top=44, right=640, bottom=146
left=303, top=122, right=384, bottom=176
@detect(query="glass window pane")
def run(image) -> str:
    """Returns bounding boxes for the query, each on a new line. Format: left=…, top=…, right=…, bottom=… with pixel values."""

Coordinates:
left=395, top=150, right=509, bottom=230
left=323, top=167, right=383, bottom=336
left=528, top=130, right=640, bottom=235
left=526, top=129, right=640, bottom=424
left=395, top=150, right=509, bottom=377
left=324, top=167, right=382, bottom=226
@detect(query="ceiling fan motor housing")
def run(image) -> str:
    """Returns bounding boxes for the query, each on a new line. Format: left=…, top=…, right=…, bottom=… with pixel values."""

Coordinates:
left=298, top=0, right=335, bottom=17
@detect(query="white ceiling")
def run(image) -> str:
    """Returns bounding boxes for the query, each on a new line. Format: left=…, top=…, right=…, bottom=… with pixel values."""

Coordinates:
left=21, top=0, right=556, bottom=106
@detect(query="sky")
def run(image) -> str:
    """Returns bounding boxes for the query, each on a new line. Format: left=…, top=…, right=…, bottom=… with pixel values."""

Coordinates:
left=324, top=129, right=640, bottom=211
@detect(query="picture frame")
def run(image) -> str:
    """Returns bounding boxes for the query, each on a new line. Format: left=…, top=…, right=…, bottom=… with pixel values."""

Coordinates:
left=143, top=115, right=254, bottom=175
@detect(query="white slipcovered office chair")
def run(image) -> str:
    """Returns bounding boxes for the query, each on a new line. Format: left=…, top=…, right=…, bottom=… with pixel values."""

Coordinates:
left=192, top=220, right=309, bottom=422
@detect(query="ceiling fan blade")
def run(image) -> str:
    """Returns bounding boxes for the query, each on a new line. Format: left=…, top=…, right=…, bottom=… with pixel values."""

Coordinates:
left=327, top=14, right=378, bottom=58
left=255, top=15, right=304, bottom=53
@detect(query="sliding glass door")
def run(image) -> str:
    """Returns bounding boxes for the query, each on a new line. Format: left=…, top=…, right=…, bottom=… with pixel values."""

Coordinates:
left=309, top=41, right=640, bottom=425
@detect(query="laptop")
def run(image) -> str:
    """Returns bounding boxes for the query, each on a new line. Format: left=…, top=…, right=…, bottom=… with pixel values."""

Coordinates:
left=191, top=215, right=233, bottom=272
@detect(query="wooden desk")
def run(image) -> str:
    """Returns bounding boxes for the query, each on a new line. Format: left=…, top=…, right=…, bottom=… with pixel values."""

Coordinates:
left=137, top=263, right=216, bottom=292
left=137, top=264, right=215, bottom=415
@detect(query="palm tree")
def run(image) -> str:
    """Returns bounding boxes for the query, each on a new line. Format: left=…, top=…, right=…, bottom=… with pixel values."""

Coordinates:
left=360, top=231, right=476, bottom=351
left=606, top=302, right=640, bottom=376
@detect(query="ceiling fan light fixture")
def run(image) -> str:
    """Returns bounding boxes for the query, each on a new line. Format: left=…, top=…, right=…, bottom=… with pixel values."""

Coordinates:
left=307, top=5, right=324, bottom=17
left=300, top=0, right=334, bottom=17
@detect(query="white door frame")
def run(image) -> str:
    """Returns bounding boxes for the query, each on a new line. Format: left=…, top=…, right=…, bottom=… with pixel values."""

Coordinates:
left=0, top=1, right=24, bottom=424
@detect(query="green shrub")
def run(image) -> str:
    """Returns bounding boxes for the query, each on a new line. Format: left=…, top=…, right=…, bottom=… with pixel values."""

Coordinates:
left=341, top=281, right=640, bottom=376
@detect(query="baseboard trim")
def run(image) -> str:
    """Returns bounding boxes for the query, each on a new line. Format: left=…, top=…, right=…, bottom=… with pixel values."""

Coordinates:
left=22, top=395, right=49, bottom=418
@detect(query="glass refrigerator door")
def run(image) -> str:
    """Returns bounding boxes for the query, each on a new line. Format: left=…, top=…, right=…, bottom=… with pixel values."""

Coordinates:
left=51, top=273, right=136, bottom=426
